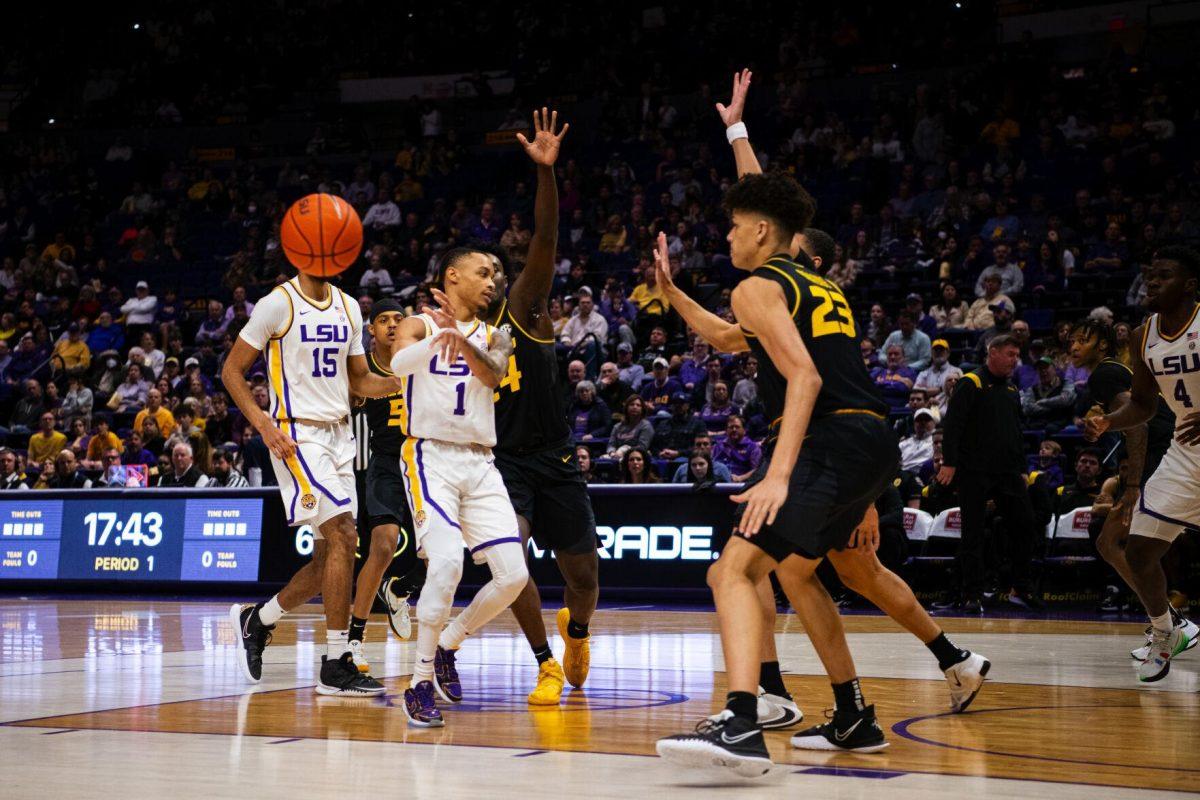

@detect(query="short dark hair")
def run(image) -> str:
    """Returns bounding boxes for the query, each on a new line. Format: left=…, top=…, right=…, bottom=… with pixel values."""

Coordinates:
left=1077, top=447, right=1103, bottom=462
left=1072, top=318, right=1116, bottom=358
left=800, top=227, right=836, bottom=269
left=435, top=244, right=503, bottom=289
left=213, top=447, right=234, bottom=464
left=1154, top=244, right=1200, bottom=282
left=898, top=310, right=915, bottom=324
left=722, top=173, right=816, bottom=240
left=987, top=334, right=1021, bottom=351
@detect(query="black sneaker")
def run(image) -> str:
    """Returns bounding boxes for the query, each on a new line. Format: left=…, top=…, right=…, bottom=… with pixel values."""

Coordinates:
left=656, top=711, right=775, bottom=778
left=1008, top=590, right=1044, bottom=611
left=960, top=597, right=984, bottom=616
left=1099, top=585, right=1121, bottom=613
left=316, top=652, right=386, bottom=696
left=789, top=706, right=889, bottom=753
left=229, top=603, right=273, bottom=683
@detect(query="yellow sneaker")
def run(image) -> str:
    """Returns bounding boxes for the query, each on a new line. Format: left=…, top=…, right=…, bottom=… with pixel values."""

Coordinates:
left=557, top=607, right=590, bottom=688
left=527, top=658, right=565, bottom=705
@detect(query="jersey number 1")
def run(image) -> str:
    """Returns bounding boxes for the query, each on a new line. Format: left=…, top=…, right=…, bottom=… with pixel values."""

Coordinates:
left=453, top=382, right=466, bottom=416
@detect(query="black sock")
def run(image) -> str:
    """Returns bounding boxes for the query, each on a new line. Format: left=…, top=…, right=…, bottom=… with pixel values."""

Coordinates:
left=925, top=632, right=970, bottom=671
left=348, top=615, right=368, bottom=644
left=831, top=678, right=866, bottom=713
left=567, top=618, right=589, bottom=639
left=725, top=690, right=757, bottom=722
left=531, top=642, right=553, bottom=665
left=758, top=660, right=790, bottom=699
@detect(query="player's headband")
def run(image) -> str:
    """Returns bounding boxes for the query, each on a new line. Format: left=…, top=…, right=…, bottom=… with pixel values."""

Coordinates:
left=369, top=299, right=405, bottom=323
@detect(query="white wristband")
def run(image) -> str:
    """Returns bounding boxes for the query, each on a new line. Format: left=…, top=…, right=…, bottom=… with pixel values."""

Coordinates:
left=726, top=122, right=748, bottom=144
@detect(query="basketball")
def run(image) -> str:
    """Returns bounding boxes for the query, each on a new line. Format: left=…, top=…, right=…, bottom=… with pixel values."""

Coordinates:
left=280, top=193, right=362, bottom=278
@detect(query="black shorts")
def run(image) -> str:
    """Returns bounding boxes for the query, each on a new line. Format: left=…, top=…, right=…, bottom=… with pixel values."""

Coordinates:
left=495, top=441, right=597, bottom=555
left=365, top=453, right=413, bottom=532
left=740, top=414, right=900, bottom=562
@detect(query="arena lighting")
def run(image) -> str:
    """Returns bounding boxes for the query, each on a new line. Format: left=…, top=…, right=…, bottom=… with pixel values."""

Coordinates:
left=132, top=23, right=140, bottom=30
left=47, top=118, right=55, bottom=125
left=954, top=1, right=962, bottom=7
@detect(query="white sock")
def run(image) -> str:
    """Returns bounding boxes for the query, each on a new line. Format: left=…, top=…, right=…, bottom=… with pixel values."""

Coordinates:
left=1150, top=611, right=1173, bottom=634
left=413, top=622, right=439, bottom=683
left=326, top=629, right=349, bottom=659
left=439, top=617, right=469, bottom=652
left=258, top=595, right=285, bottom=626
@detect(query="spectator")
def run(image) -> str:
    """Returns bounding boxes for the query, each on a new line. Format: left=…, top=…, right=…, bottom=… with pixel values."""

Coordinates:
left=1057, top=448, right=1104, bottom=512
left=712, top=414, right=762, bottom=482
left=979, top=198, right=1020, bottom=242
left=965, top=274, right=1013, bottom=330
left=567, top=380, right=612, bottom=442
left=156, top=441, right=210, bottom=487
left=85, top=416, right=123, bottom=467
left=865, top=303, right=892, bottom=347
left=121, top=430, right=156, bottom=466
left=500, top=213, right=531, bottom=268
left=94, top=449, right=129, bottom=487
left=360, top=252, right=394, bottom=290
left=362, top=188, right=401, bottom=230
left=899, top=407, right=937, bottom=473
left=1020, top=357, right=1077, bottom=433
left=209, top=447, right=249, bottom=487
left=134, top=388, right=176, bottom=438
left=141, top=416, right=166, bottom=459
left=0, top=448, right=28, bottom=490
left=607, top=395, right=655, bottom=459
left=931, top=283, right=970, bottom=331
left=860, top=339, right=881, bottom=371
left=974, top=244, right=1024, bottom=297
left=60, top=373, right=94, bottom=428
left=699, top=381, right=739, bottom=433
left=636, top=325, right=671, bottom=373
left=596, top=361, right=634, bottom=414
left=51, top=323, right=91, bottom=375
left=1083, top=222, right=1129, bottom=272
left=672, top=433, right=733, bottom=483
left=204, top=392, right=239, bottom=446
left=871, top=344, right=918, bottom=408
left=112, top=364, right=150, bottom=413
left=937, top=334, right=1040, bottom=612
left=914, top=339, right=963, bottom=403
left=650, top=392, right=706, bottom=461
left=678, top=340, right=712, bottom=391
left=1028, top=440, right=1064, bottom=490
left=575, top=444, right=597, bottom=484
left=560, top=288, right=609, bottom=354
left=86, top=311, right=125, bottom=354
left=883, top=311, right=933, bottom=371
left=640, top=357, right=681, bottom=415
left=28, top=412, right=67, bottom=466
left=618, top=446, right=658, bottom=484
left=223, top=286, right=255, bottom=323
left=597, top=285, right=637, bottom=349
left=972, top=299, right=1015, bottom=363
left=732, top=354, right=759, bottom=409
left=615, top=342, right=645, bottom=388
left=39, top=449, right=92, bottom=490
left=904, top=293, right=939, bottom=338
left=195, top=301, right=230, bottom=345
left=120, top=280, right=158, bottom=327
left=629, top=260, right=670, bottom=322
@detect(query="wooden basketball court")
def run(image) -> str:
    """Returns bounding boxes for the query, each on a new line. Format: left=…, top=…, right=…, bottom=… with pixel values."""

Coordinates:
left=1, top=598, right=1194, bottom=798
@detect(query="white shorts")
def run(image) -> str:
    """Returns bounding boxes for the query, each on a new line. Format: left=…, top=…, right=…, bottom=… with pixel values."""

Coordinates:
left=269, top=418, right=357, bottom=531
left=398, top=438, right=520, bottom=564
left=1131, top=441, right=1200, bottom=543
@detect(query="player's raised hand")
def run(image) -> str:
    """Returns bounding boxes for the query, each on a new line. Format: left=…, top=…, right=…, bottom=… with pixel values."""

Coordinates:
left=715, top=68, right=752, bottom=127
left=1176, top=411, right=1200, bottom=446
left=652, top=231, right=677, bottom=294
left=430, top=327, right=467, bottom=365
left=516, top=107, right=569, bottom=167
left=423, top=288, right=457, bottom=329
left=1082, top=413, right=1111, bottom=442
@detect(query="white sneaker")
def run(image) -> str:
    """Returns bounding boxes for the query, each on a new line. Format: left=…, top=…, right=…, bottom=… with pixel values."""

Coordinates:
left=1136, top=627, right=1185, bottom=682
left=1131, top=616, right=1199, bottom=661
left=757, top=687, right=803, bottom=730
left=378, top=578, right=413, bottom=641
left=347, top=639, right=371, bottom=674
left=945, top=652, right=990, bottom=712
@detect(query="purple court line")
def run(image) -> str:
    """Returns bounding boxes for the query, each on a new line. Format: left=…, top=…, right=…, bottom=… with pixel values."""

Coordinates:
left=892, top=703, right=1200, bottom=775
left=796, top=766, right=904, bottom=780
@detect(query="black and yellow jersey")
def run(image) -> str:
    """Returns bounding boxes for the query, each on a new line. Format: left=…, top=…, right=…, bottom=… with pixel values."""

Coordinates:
left=361, top=350, right=406, bottom=458
left=740, top=253, right=888, bottom=426
left=1087, top=359, right=1175, bottom=457
left=493, top=300, right=570, bottom=453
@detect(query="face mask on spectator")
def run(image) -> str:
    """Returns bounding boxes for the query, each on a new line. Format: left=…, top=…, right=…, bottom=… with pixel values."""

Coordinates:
left=106, top=358, right=118, bottom=369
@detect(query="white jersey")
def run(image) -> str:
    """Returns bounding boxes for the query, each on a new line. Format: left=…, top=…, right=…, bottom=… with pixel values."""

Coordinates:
left=239, top=278, right=365, bottom=423
left=399, top=314, right=497, bottom=447
left=1142, top=305, right=1200, bottom=431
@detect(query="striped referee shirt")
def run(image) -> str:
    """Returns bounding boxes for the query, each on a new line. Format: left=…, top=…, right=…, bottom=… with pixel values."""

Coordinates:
left=352, top=405, right=371, bottom=472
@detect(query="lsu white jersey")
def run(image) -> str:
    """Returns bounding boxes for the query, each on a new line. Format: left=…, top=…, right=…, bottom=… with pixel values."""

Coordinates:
left=239, top=277, right=366, bottom=423
left=398, top=314, right=497, bottom=447
left=1142, top=304, right=1200, bottom=426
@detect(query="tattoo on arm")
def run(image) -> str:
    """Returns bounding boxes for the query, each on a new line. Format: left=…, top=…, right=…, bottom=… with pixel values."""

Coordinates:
left=466, top=327, right=513, bottom=381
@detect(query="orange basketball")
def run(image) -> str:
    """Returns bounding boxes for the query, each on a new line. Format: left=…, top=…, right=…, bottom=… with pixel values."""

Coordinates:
left=280, top=193, right=363, bottom=278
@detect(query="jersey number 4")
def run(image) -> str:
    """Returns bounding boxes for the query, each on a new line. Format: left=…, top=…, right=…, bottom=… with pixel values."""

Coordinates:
left=493, top=355, right=522, bottom=402
left=809, top=285, right=856, bottom=339
left=1176, top=379, right=1195, bottom=409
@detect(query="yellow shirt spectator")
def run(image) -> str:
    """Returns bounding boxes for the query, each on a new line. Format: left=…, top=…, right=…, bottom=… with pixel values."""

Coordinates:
left=134, top=405, right=176, bottom=438
left=86, top=430, right=124, bottom=463
left=630, top=281, right=670, bottom=317
left=28, top=430, right=68, bottom=466
left=52, top=333, right=91, bottom=372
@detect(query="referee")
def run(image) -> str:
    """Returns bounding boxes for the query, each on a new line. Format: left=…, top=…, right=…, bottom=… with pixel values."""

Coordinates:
left=936, top=334, right=1041, bottom=613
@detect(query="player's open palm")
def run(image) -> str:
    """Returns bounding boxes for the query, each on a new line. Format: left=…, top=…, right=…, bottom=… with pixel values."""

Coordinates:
left=652, top=231, right=676, bottom=294
left=715, top=68, right=752, bottom=127
left=517, top=107, right=569, bottom=167
left=424, top=287, right=458, bottom=330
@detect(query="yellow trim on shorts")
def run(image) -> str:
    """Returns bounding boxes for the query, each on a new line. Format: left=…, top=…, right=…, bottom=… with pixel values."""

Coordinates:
left=277, top=418, right=314, bottom=500
left=400, top=438, right=424, bottom=518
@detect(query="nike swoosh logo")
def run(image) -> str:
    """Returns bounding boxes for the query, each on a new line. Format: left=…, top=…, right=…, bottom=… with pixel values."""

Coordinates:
left=950, top=675, right=962, bottom=688
left=833, top=719, right=863, bottom=742
left=242, top=617, right=251, bottom=638
left=1148, top=341, right=1159, bottom=348
left=561, top=455, right=571, bottom=463
left=720, top=729, right=760, bottom=745
left=299, top=309, right=312, bottom=316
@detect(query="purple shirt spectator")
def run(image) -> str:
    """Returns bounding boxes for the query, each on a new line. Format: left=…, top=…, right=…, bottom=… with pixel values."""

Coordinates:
left=713, top=430, right=762, bottom=479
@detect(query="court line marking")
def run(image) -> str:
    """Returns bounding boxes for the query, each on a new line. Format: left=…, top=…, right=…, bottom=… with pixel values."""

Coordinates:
left=892, top=703, right=1200, bottom=774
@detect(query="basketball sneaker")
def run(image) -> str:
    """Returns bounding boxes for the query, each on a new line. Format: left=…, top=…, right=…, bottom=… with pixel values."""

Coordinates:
left=1131, top=611, right=1199, bottom=661
left=433, top=645, right=462, bottom=703
left=229, top=603, right=273, bottom=683
left=944, top=651, right=991, bottom=712
left=347, top=639, right=370, bottom=674
left=1136, top=626, right=1188, bottom=682
left=527, top=658, right=565, bottom=705
left=656, top=710, right=775, bottom=778
left=316, top=653, right=385, bottom=696
left=377, top=578, right=413, bottom=641
left=556, top=607, right=590, bottom=688
left=757, top=687, right=803, bottom=729
left=790, top=705, right=889, bottom=753
left=403, top=680, right=444, bottom=727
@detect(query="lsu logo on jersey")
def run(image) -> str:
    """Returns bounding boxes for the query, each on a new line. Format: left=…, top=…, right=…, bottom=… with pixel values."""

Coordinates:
left=1149, top=353, right=1200, bottom=376
left=300, top=324, right=349, bottom=343
left=429, top=355, right=470, bottom=376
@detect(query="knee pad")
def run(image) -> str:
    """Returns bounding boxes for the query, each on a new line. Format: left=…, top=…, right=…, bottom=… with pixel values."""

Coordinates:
left=482, top=542, right=529, bottom=601
left=416, top=556, right=462, bottom=626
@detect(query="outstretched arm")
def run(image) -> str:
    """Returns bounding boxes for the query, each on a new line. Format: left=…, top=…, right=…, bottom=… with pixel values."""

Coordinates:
left=347, top=354, right=402, bottom=399
left=717, top=69, right=762, bottom=178
left=1086, top=325, right=1159, bottom=436
left=507, top=108, right=569, bottom=334
left=652, top=232, right=748, bottom=353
